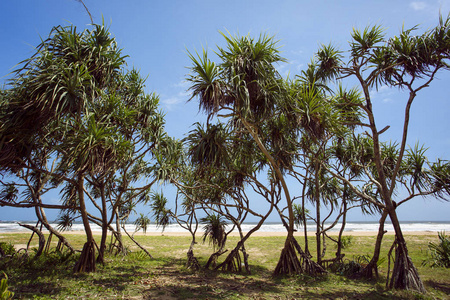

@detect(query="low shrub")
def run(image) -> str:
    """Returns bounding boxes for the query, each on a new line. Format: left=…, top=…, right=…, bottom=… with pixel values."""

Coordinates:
left=333, top=255, right=370, bottom=276
left=0, top=272, right=14, bottom=300
left=0, top=243, right=15, bottom=257
left=423, top=231, right=450, bottom=268
left=337, top=236, right=353, bottom=250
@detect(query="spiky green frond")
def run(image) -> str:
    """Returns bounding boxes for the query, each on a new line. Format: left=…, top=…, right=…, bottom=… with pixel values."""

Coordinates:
left=150, top=192, right=171, bottom=231
left=201, top=213, right=227, bottom=250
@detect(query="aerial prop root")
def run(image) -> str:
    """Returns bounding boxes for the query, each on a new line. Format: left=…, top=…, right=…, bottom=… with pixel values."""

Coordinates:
left=389, top=243, right=426, bottom=293
left=205, top=248, right=227, bottom=269
left=215, top=248, right=246, bottom=273
left=273, top=235, right=326, bottom=276
left=186, top=248, right=200, bottom=271
left=73, top=241, right=96, bottom=273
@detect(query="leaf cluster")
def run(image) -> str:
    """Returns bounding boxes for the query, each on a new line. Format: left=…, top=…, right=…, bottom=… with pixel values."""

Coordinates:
left=423, top=231, right=450, bottom=268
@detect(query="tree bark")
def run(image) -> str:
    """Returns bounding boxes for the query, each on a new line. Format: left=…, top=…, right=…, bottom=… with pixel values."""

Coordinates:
left=301, top=180, right=310, bottom=256
left=387, top=209, right=426, bottom=292
left=74, top=173, right=96, bottom=273
left=216, top=201, right=274, bottom=274
left=186, top=235, right=200, bottom=271
left=215, top=227, right=251, bottom=274
left=361, top=78, right=425, bottom=293
left=36, top=205, right=74, bottom=253
left=273, top=212, right=326, bottom=276
left=122, top=225, right=153, bottom=258
left=112, top=207, right=126, bottom=255
left=97, top=183, right=108, bottom=264
left=314, top=162, right=322, bottom=265
left=335, top=194, right=347, bottom=262
left=18, top=222, right=45, bottom=259
left=354, top=209, right=388, bottom=279
left=241, top=119, right=301, bottom=276
left=205, top=247, right=227, bottom=269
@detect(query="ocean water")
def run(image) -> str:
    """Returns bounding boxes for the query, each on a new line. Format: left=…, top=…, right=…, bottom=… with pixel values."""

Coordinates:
left=0, top=221, right=449, bottom=234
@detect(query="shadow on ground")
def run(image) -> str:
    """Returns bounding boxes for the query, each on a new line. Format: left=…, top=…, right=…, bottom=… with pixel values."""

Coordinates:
left=140, top=261, right=281, bottom=299
left=425, top=279, right=450, bottom=295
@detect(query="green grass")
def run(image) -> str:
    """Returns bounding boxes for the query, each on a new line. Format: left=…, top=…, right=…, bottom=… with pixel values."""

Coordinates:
left=0, top=232, right=449, bottom=299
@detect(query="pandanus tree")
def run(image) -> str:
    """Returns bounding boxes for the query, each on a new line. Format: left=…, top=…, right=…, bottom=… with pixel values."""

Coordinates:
left=151, top=135, right=206, bottom=269
left=182, top=120, right=293, bottom=273
left=279, top=75, right=360, bottom=271
left=290, top=58, right=367, bottom=266
left=160, top=129, right=234, bottom=269
left=0, top=23, right=128, bottom=272
left=331, top=133, right=450, bottom=280
left=201, top=213, right=229, bottom=268
left=182, top=122, right=245, bottom=271
left=314, top=16, right=450, bottom=292
left=0, top=23, right=167, bottom=272
left=186, top=32, right=326, bottom=276
left=330, top=133, right=386, bottom=277
left=0, top=149, right=76, bottom=255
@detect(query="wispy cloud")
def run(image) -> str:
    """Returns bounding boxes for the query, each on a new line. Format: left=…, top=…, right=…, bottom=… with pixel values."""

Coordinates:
left=410, top=1, right=428, bottom=11
left=371, top=85, right=395, bottom=103
left=409, top=0, right=450, bottom=14
left=277, top=60, right=304, bottom=78
left=160, top=80, right=191, bottom=111
left=290, top=49, right=304, bottom=56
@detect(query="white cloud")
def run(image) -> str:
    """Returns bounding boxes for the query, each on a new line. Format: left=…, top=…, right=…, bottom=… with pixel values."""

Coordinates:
left=377, top=85, right=391, bottom=93
left=173, top=80, right=190, bottom=90
left=290, top=49, right=304, bottom=56
left=409, top=0, right=450, bottom=14
left=371, top=85, right=395, bottom=103
left=160, top=80, right=191, bottom=111
left=410, top=1, right=428, bottom=11
left=276, top=60, right=304, bottom=78
left=161, top=96, right=183, bottom=110
left=161, top=92, right=189, bottom=111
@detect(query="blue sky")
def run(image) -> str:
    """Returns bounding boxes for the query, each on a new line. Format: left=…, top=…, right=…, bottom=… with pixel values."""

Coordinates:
left=1, top=0, right=449, bottom=222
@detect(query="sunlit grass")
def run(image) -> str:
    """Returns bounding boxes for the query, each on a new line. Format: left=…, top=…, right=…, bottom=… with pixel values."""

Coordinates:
left=0, top=232, right=448, bottom=299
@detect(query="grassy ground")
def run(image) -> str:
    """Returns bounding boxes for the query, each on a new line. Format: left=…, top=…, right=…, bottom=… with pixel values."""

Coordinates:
left=0, top=232, right=449, bottom=299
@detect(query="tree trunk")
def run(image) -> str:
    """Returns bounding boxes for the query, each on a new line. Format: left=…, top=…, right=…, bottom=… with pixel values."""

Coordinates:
left=18, top=222, right=45, bottom=259
left=242, top=119, right=300, bottom=275
left=122, top=225, right=153, bottom=258
left=388, top=208, right=426, bottom=292
left=302, top=191, right=310, bottom=257
left=97, top=184, right=108, bottom=264
left=315, top=162, right=322, bottom=265
left=215, top=239, right=250, bottom=274
left=186, top=235, right=200, bottom=271
left=239, top=228, right=250, bottom=273
left=274, top=234, right=303, bottom=275
left=74, top=173, right=96, bottom=273
left=274, top=234, right=327, bottom=276
left=363, top=81, right=425, bottom=292
left=205, top=247, right=227, bottom=269
left=44, top=232, right=53, bottom=253
left=355, top=209, right=388, bottom=279
left=30, top=174, right=74, bottom=253
left=36, top=205, right=74, bottom=253
left=111, top=207, right=126, bottom=255
left=335, top=196, right=347, bottom=262
left=74, top=240, right=96, bottom=273
left=273, top=215, right=326, bottom=276
left=216, top=213, right=271, bottom=274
